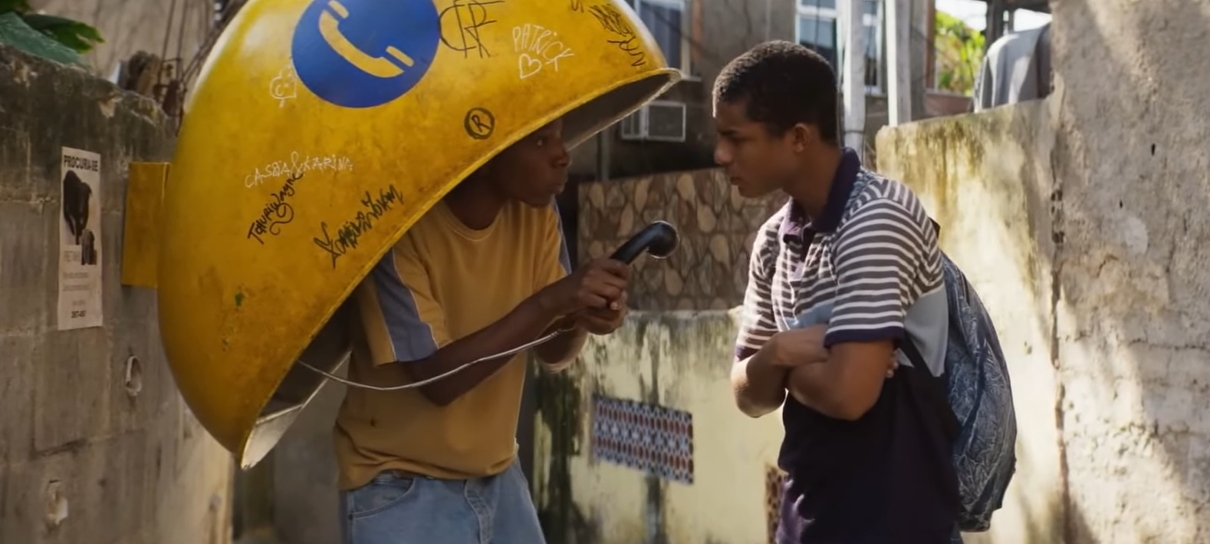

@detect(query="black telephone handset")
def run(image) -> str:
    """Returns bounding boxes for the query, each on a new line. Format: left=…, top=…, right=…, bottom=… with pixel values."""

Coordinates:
left=608, top=220, right=679, bottom=264
left=299, top=221, right=681, bottom=391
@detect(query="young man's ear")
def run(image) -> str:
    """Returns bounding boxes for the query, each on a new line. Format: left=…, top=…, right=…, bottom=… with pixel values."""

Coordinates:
left=788, top=123, right=817, bottom=153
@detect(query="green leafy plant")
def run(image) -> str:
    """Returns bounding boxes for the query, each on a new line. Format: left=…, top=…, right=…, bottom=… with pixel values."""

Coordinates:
left=934, top=11, right=983, bottom=95
left=0, top=0, right=103, bottom=53
left=0, top=0, right=30, bottom=12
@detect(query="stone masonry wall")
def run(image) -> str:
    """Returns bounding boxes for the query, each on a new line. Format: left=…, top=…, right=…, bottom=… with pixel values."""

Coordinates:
left=0, top=46, right=233, bottom=544
left=577, top=168, right=784, bottom=311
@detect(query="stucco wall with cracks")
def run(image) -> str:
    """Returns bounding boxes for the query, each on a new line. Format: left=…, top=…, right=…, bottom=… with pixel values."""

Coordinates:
left=877, top=0, right=1210, bottom=540
left=0, top=46, right=234, bottom=544
left=1047, top=0, right=1210, bottom=541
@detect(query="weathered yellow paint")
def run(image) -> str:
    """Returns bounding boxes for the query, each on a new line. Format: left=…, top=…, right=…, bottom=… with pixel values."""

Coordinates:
left=535, top=311, right=788, bottom=543
left=121, top=162, right=168, bottom=288
left=160, top=0, right=679, bottom=466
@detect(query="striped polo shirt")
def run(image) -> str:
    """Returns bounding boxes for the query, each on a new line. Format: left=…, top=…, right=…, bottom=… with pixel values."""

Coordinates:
left=735, top=148, right=960, bottom=543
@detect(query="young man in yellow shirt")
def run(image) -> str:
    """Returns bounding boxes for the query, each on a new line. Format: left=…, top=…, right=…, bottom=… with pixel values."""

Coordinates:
left=334, top=118, right=628, bottom=544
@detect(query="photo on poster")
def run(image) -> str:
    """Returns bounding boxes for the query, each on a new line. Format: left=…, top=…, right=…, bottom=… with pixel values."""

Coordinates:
left=58, top=147, right=103, bottom=330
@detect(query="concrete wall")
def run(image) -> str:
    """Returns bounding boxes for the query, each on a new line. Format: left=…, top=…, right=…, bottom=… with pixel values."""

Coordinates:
left=1049, top=1, right=1210, bottom=541
left=533, top=310, right=788, bottom=544
left=0, top=46, right=233, bottom=544
left=876, top=1, right=1210, bottom=540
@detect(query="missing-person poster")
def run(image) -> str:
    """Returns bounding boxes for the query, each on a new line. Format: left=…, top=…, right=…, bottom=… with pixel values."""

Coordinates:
left=57, top=147, right=103, bottom=330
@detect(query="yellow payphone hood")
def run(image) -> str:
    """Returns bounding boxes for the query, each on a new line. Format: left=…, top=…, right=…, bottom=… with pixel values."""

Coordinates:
left=158, top=0, right=679, bottom=468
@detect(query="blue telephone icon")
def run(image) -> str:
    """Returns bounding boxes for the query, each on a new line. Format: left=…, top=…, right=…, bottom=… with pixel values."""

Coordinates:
left=291, top=0, right=440, bottom=108
left=318, top=0, right=415, bottom=78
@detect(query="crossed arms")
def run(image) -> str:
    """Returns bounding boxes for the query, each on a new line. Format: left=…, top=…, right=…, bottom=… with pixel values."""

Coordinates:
left=731, top=197, right=936, bottom=420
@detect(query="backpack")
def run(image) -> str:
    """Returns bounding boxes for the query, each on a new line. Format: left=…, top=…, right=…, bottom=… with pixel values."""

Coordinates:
left=823, top=172, right=1017, bottom=532
left=902, top=249, right=1019, bottom=533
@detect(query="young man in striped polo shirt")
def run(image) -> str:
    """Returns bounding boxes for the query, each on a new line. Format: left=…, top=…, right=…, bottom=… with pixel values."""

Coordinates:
left=715, top=41, right=961, bottom=543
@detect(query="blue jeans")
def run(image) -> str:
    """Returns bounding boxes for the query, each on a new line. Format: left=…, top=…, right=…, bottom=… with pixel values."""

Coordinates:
left=339, top=461, right=545, bottom=544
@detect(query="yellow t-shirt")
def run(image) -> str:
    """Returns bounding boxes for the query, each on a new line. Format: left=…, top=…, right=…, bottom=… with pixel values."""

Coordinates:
left=333, top=199, right=570, bottom=490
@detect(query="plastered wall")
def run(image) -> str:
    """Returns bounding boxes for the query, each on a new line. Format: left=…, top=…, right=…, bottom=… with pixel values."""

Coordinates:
left=0, top=46, right=234, bottom=544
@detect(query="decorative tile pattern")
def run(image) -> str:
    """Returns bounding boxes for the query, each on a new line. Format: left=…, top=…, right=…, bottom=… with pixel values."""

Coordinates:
left=765, top=464, right=788, bottom=544
left=590, top=394, right=694, bottom=484
left=578, top=168, right=785, bottom=311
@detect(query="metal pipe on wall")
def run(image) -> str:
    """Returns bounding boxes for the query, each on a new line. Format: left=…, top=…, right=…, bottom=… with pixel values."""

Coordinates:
left=841, top=0, right=867, bottom=157
left=886, top=0, right=912, bottom=125
left=595, top=129, right=611, bottom=183
left=985, top=0, right=1006, bottom=50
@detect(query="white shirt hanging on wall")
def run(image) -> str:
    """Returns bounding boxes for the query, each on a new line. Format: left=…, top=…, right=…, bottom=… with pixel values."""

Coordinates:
left=973, top=23, right=1052, bottom=111
left=58, top=146, right=103, bottom=330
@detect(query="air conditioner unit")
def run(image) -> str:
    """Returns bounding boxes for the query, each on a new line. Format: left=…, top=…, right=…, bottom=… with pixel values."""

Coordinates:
left=620, top=107, right=644, bottom=140
left=617, top=101, right=687, bottom=143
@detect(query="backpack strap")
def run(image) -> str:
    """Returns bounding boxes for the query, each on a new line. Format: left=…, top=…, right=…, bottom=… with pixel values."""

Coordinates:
left=913, top=218, right=960, bottom=441
left=899, top=338, right=960, bottom=442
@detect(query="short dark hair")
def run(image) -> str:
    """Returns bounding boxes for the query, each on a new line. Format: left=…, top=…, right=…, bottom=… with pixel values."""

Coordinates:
left=713, top=40, right=839, bottom=144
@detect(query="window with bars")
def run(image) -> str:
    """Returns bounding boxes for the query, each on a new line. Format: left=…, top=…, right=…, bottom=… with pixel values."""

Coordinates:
left=795, top=0, right=883, bottom=92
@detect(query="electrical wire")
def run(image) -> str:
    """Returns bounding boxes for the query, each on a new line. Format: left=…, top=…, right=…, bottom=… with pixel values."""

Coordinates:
left=298, top=328, right=570, bottom=391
